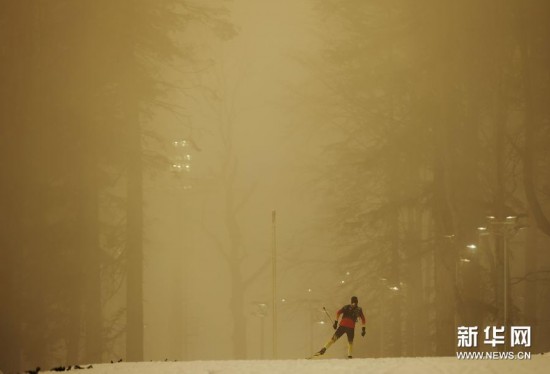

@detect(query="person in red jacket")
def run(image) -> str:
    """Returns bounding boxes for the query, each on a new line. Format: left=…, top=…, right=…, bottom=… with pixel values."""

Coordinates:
left=314, top=296, right=366, bottom=359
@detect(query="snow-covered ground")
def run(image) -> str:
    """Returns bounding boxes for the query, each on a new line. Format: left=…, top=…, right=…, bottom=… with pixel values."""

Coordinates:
left=36, top=354, right=549, bottom=374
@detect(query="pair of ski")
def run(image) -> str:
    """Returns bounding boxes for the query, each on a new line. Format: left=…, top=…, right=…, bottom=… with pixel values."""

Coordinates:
left=306, top=355, right=322, bottom=360
left=306, top=354, right=353, bottom=360
left=306, top=347, right=326, bottom=360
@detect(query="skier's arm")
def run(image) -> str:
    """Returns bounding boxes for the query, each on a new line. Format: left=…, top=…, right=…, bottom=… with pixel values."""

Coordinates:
left=360, top=308, right=366, bottom=337
left=333, top=307, right=344, bottom=329
left=336, top=308, right=344, bottom=321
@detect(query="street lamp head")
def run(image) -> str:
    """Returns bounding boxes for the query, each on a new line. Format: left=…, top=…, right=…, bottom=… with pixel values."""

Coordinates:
left=173, top=140, right=188, bottom=148
left=171, top=163, right=184, bottom=172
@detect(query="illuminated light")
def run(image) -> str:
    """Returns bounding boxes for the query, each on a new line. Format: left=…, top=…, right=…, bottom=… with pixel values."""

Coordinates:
left=281, top=298, right=286, bottom=303
left=487, top=216, right=496, bottom=220
left=389, top=286, right=399, bottom=291
left=460, top=258, right=471, bottom=263
left=477, top=227, right=487, bottom=231
left=466, top=244, right=477, bottom=250
left=346, top=271, right=351, bottom=276
left=443, top=234, right=455, bottom=238
left=506, top=216, right=517, bottom=220
left=185, top=154, right=192, bottom=161
left=171, top=164, right=184, bottom=172
left=173, top=140, right=189, bottom=147
left=307, top=288, right=312, bottom=293
left=340, top=280, right=345, bottom=284
left=173, top=140, right=188, bottom=147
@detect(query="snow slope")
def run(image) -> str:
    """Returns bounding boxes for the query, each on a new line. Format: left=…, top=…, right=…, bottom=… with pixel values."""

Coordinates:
left=38, top=354, right=549, bottom=374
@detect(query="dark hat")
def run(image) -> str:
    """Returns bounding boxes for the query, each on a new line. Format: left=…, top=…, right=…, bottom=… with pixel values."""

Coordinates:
left=351, top=296, right=358, bottom=304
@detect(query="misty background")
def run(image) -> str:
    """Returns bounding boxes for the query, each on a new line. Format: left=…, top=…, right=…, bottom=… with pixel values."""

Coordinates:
left=1, top=0, right=550, bottom=372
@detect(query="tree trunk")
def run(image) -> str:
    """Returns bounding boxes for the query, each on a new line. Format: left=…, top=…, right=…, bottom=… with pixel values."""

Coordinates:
left=0, top=3, right=33, bottom=371
left=432, top=113, right=457, bottom=356
left=81, top=169, right=103, bottom=363
left=225, top=180, right=247, bottom=359
left=230, top=264, right=247, bottom=359
left=126, top=118, right=144, bottom=361
left=518, top=33, right=550, bottom=238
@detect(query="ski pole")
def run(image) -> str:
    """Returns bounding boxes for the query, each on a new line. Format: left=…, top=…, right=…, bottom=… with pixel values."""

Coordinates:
left=322, top=307, right=333, bottom=323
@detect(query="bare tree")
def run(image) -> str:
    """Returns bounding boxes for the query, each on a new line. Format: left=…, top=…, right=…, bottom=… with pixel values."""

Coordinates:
left=196, top=62, right=270, bottom=359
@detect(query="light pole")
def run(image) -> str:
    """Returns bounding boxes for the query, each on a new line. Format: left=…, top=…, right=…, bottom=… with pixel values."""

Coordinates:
left=272, top=210, right=277, bottom=359
left=454, top=253, right=472, bottom=329
left=170, top=139, right=195, bottom=359
left=378, top=277, right=401, bottom=357
left=307, top=289, right=313, bottom=355
left=253, top=303, right=268, bottom=359
left=484, top=215, right=520, bottom=348
left=445, top=235, right=475, bottom=344
left=305, top=289, right=324, bottom=356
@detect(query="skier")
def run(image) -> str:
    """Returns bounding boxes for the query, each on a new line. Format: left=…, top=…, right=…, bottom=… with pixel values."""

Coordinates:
left=313, top=296, right=366, bottom=359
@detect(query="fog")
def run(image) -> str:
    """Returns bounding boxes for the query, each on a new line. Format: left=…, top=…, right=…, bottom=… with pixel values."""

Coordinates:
left=1, top=1, right=550, bottom=373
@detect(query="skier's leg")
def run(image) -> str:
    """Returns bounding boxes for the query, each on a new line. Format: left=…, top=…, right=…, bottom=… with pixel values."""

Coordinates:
left=315, top=326, right=344, bottom=355
left=326, top=326, right=345, bottom=349
left=323, top=335, right=338, bottom=350
left=346, top=328, right=355, bottom=358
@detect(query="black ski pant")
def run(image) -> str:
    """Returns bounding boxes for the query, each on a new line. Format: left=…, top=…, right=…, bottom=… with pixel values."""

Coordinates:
left=332, top=326, right=355, bottom=343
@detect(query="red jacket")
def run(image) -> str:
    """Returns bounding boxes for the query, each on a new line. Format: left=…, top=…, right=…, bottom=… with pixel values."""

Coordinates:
left=337, top=304, right=366, bottom=328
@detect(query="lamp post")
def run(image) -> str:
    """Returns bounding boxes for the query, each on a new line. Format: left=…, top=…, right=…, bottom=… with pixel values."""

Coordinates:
left=378, top=277, right=401, bottom=357
left=454, top=253, right=472, bottom=331
left=304, top=289, right=325, bottom=356
left=253, top=303, right=268, bottom=359
left=484, top=215, right=520, bottom=348
left=307, top=288, right=313, bottom=355
left=445, top=234, right=471, bottom=343
left=272, top=210, right=277, bottom=359
left=170, top=138, right=195, bottom=359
